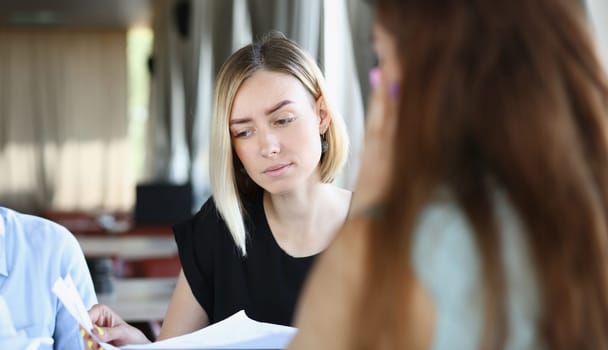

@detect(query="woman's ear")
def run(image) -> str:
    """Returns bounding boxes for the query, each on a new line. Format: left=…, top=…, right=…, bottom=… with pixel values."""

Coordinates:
left=315, top=96, right=330, bottom=133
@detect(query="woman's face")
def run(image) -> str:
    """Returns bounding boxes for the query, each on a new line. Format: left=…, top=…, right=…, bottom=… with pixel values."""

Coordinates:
left=229, top=70, right=329, bottom=195
left=373, top=22, right=401, bottom=84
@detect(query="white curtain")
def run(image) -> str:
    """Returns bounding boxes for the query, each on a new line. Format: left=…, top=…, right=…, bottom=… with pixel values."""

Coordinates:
left=322, top=0, right=365, bottom=188
left=145, top=0, right=369, bottom=208
left=144, top=0, right=191, bottom=184
left=0, top=29, right=134, bottom=213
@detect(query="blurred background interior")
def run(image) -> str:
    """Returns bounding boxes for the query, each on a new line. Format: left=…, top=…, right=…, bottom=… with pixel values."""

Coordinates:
left=0, top=0, right=606, bottom=341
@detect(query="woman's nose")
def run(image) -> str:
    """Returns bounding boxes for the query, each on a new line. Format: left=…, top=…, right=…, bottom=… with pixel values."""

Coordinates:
left=259, top=130, right=280, bottom=158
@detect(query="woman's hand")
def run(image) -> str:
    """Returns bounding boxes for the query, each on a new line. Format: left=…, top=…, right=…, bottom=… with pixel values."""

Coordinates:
left=85, top=304, right=151, bottom=347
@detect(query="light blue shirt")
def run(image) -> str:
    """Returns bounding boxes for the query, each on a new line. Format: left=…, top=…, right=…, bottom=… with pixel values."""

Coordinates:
left=0, top=207, right=97, bottom=350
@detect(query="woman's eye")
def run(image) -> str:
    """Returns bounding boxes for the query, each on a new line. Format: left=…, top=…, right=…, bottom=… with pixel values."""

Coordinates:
left=234, top=129, right=253, bottom=138
left=275, top=116, right=295, bottom=126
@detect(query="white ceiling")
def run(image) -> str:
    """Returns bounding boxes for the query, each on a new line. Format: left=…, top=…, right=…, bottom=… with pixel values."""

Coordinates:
left=0, top=0, right=153, bottom=27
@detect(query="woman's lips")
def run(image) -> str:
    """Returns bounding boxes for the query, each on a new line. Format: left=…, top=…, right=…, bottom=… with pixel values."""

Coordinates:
left=263, top=163, right=292, bottom=177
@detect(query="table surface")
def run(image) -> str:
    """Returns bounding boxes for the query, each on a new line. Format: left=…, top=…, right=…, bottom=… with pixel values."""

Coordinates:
left=77, top=235, right=178, bottom=260
left=97, top=277, right=177, bottom=322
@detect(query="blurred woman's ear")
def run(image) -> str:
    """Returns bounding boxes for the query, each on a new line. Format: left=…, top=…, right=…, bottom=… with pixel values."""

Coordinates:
left=315, top=96, right=330, bottom=133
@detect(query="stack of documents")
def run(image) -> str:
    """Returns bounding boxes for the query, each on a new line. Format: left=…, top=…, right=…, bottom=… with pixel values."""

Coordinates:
left=53, top=275, right=297, bottom=350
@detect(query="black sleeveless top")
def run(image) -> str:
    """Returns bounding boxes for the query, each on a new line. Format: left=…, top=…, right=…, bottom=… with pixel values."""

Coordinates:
left=173, top=191, right=317, bottom=325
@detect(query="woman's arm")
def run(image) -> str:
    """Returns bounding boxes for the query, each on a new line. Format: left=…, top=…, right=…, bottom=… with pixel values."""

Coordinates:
left=288, top=216, right=435, bottom=349
left=158, top=269, right=209, bottom=340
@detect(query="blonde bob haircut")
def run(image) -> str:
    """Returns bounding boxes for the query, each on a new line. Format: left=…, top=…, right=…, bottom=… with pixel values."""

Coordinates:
left=209, top=33, right=349, bottom=256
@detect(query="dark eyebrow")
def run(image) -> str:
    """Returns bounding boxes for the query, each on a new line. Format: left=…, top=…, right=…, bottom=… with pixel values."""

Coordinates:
left=265, top=100, right=294, bottom=115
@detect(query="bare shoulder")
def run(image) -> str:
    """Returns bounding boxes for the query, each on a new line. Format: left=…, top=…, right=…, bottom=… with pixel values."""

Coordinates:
left=289, top=215, right=371, bottom=349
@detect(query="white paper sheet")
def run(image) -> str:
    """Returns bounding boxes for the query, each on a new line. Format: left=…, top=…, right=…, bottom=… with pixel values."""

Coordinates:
left=122, top=310, right=297, bottom=349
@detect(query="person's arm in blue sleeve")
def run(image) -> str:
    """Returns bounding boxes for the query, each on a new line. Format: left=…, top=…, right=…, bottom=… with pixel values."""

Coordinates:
left=52, top=225, right=98, bottom=350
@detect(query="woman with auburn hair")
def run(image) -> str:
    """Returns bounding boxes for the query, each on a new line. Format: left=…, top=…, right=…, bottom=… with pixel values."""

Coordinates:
left=84, top=33, right=351, bottom=347
left=290, top=0, right=608, bottom=349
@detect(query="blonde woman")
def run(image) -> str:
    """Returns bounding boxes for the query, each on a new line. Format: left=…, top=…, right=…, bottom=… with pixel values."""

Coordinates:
left=85, top=33, right=351, bottom=346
